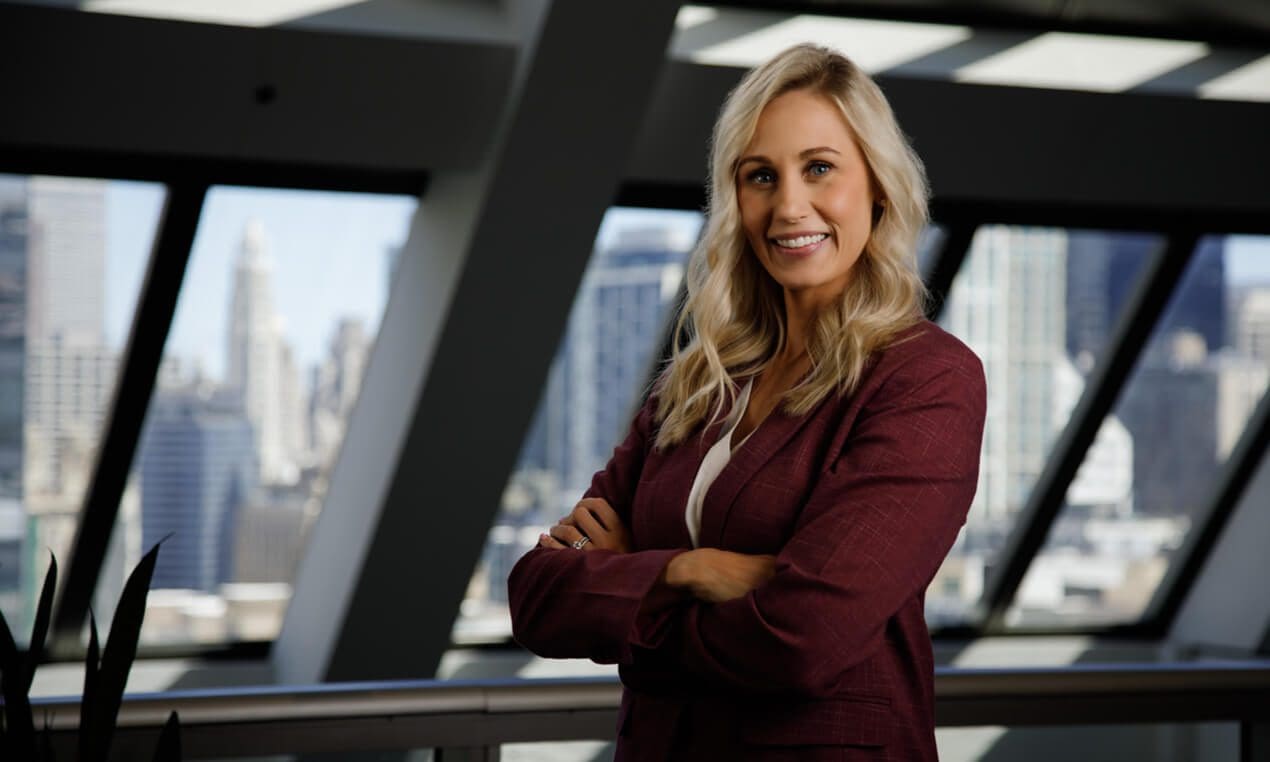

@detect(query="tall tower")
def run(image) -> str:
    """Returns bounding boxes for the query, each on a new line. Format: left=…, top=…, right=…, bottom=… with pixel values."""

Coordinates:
left=0, top=176, right=27, bottom=624
left=552, top=226, right=685, bottom=495
left=139, top=388, right=257, bottom=591
left=309, top=318, right=370, bottom=468
left=0, top=176, right=26, bottom=501
left=941, top=226, right=1068, bottom=528
left=26, top=177, right=106, bottom=345
left=226, top=221, right=296, bottom=484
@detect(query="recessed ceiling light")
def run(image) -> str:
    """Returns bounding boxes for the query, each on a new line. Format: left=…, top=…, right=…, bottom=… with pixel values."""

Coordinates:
left=1199, top=54, right=1270, bottom=102
left=686, top=16, right=973, bottom=73
left=955, top=32, right=1209, bottom=92
left=83, top=0, right=363, bottom=27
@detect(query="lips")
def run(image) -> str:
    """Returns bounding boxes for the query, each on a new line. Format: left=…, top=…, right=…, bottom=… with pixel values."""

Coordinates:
left=769, top=232, right=829, bottom=257
left=772, top=233, right=828, bottom=248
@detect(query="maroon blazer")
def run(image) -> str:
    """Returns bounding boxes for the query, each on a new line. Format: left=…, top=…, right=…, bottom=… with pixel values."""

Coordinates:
left=508, top=320, right=986, bottom=760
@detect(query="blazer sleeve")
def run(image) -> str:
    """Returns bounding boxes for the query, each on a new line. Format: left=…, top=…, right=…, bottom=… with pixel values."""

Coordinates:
left=507, top=395, right=688, bottom=664
left=634, top=347, right=987, bottom=697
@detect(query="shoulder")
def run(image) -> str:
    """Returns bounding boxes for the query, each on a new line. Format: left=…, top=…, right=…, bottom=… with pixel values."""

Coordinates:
left=861, top=319, right=986, bottom=407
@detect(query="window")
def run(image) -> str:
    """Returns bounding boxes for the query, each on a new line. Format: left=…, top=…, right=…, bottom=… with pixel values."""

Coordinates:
left=95, top=185, right=416, bottom=645
left=1006, top=234, right=1270, bottom=627
left=0, top=175, right=161, bottom=642
left=929, top=226, right=1163, bottom=626
left=456, top=207, right=702, bottom=646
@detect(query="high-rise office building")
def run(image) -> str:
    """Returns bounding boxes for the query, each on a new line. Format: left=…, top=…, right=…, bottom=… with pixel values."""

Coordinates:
left=138, top=387, right=257, bottom=592
left=941, top=226, right=1068, bottom=528
left=26, top=177, right=106, bottom=345
left=24, top=337, right=117, bottom=495
left=486, top=225, right=688, bottom=607
left=1234, top=286, right=1270, bottom=363
left=309, top=317, right=370, bottom=469
left=0, top=176, right=26, bottom=622
left=1065, top=231, right=1159, bottom=369
left=537, top=226, right=685, bottom=497
left=0, top=176, right=26, bottom=502
left=1172, top=237, right=1227, bottom=352
left=1118, top=330, right=1219, bottom=519
left=226, top=221, right=302, bottom=485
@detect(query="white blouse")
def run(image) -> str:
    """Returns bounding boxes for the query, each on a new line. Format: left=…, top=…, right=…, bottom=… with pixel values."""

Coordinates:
left=684, top=379, right=755, bottom=547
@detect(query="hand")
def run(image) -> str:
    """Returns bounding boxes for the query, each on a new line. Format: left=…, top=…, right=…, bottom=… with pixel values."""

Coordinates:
left=664, top=549, right=776, bottom=603
left=538, top=498, right=632, bottom=553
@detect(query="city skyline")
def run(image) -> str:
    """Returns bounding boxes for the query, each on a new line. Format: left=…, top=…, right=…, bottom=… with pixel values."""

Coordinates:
left=5, top=172, right=1270, bottom=642
left=99, top=180, right=1270, bottom=384
left=103, top=182, right=415, bottom=381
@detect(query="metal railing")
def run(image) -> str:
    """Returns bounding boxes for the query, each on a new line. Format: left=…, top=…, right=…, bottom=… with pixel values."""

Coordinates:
left=29, top=661, right=1270, bottom=760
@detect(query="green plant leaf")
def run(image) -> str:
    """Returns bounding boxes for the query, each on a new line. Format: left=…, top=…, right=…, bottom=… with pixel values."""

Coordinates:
left=79, top=610, right=100, bottom=762
left=81, top=540, right=163, bottom=762
left=151, top=711, right=181, bottom=762
left=0, top=562, right=44, bottom=755
left=21, top=553, right=57, bottom=693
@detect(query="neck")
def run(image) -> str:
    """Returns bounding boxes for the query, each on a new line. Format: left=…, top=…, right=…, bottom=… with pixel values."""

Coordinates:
left=779, top=288, right=826, bottom=364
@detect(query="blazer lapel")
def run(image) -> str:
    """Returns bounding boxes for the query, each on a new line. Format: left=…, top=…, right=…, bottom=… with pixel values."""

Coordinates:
left=695, top=400, right=819, bottom=548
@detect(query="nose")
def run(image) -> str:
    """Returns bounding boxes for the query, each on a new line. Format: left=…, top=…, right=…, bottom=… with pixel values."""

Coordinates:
left=773, top=176, right=811, bottom=223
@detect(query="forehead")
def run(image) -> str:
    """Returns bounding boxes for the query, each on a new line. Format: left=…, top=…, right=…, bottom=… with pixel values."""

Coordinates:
left=745, top=88, right=858, bottom=156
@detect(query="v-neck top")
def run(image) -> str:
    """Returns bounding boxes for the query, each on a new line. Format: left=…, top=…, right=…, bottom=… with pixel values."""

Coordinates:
left=684, top=379, right=755, bottom=548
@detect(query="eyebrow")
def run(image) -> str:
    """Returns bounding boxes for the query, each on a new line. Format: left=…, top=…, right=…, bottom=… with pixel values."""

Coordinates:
left=736, top=146, right=842, bottom=169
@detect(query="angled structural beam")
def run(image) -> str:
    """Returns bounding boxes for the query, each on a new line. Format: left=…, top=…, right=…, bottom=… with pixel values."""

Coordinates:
left=51, top=183, right=208, bottom=648
left=1151, top=381, right=1270, bottom=628
left=0, top=3, right=513, bottom=180
left=1167, top=389, right=1270, bottom=655
left=979, top=232, right=1199, bottom=631
left=275, top=0, right=683, bottom=682
left=923, top=222, right=976, bottom=321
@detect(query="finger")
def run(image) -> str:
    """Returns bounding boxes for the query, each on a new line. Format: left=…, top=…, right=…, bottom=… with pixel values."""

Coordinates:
left=559, top=514, right=575, bottom=526
left=549, top=523, right=586, bottom=547
left=577, top=498, right=621, bottom=531
left=538, top=533, right=567, bottom=549
left=572, top=507, right=607, bottom=545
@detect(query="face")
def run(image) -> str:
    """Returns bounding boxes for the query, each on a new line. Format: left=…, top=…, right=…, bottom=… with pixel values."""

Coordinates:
left=736, top=87, right=875, bottom=309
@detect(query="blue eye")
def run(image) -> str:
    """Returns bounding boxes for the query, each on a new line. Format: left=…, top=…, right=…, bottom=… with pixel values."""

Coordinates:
left=808, top=161, right=832, bottom=176
left=746, top=167, right=775, bottom=185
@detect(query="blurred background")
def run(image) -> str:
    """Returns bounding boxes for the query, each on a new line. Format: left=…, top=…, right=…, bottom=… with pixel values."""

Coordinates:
left=1, top=1, right=1268, bottom=759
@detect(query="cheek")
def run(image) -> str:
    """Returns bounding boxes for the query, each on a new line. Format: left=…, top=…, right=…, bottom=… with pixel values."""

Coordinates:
left=737, top=196, right=769, bottom=246
left=822, top=185, right=872, bottom=237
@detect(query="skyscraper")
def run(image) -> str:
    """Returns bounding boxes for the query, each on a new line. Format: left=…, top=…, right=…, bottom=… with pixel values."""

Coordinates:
left=485, top=224, right=689, bottom=608
left=1234, top=286, right=1270, bottom=363
left=226, top=221, right=302, bottom=485
left=308, top=317, right=370, bottom=469
left=539, top=226, right=686, bottom=496
left=1065, top=231, right=1158, bottom=369
left=940, top=226, right=1067, bottom=527
left=0, top=175, right=26, bottom=622
left=26, top=177, right=106, bottom=345
left=0, top=176, right=26, bottom=501
left=138, top=386, right=257, bottom=592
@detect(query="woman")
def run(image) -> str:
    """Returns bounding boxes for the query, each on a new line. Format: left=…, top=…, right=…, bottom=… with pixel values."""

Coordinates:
left=508, top=43, right=986, bottom=760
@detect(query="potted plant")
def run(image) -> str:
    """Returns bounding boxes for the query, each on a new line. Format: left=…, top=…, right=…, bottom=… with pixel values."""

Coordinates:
left=1, top=543, right=181, bottom=760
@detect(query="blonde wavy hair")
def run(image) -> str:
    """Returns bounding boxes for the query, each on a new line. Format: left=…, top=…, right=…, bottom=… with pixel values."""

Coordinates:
left=653, top=43, right=930, bottom=450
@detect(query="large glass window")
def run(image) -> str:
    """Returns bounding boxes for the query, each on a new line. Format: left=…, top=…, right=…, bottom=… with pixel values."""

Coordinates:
left=456, top=207, right=703, bottom=645
left=96, top=185, right=415, bottom=645
left=0, top=175, right=161, bottom=642
left=1005, top=234, right=1270, bottom=627
left=916, top=223, right=946, bottom=278
left=928, top=226, right=1163, bottom=627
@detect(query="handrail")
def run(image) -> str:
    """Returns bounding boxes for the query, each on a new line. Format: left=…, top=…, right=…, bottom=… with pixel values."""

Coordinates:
left=27, top=661, right=1270, bottom=759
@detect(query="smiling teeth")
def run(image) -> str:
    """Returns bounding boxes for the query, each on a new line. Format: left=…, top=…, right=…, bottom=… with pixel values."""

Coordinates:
left=774, top=234, right=827, bottom=248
